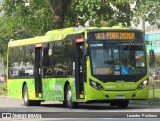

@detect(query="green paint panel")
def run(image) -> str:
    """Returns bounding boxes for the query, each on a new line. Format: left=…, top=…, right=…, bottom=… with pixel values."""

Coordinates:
left=7, top=79, right=35, bottom=99
left=42, top=78, right=76, bottom=101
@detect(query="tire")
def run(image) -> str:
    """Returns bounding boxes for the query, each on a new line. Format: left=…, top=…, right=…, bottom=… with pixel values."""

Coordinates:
left=117, top=100, right=129, bottom=108
left=64, top=84, right=78, bottom=108
left=23, top=85, right=41, bottom=106
left=32, top=100, right=41, bottom=106
left=110, top=100, right=129, bottom=108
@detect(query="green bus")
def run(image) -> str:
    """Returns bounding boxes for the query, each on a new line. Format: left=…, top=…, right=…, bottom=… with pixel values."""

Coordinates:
left=7, top=26, right=151, bottom=108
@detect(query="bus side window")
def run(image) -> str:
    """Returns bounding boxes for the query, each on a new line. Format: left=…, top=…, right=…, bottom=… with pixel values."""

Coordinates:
left=50, top=43, right=56, bottom=67
left=42, top=43, right=50, bottom=76
left=43, top=47, right=49, bottom=67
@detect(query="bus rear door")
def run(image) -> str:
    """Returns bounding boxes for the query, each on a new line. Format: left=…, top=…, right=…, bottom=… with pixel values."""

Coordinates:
left=34, top=44, right=43, bottom=98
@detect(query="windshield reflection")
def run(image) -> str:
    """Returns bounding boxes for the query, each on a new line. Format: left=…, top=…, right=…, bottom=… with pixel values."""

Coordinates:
left=90, top=43, right=146, bottom=76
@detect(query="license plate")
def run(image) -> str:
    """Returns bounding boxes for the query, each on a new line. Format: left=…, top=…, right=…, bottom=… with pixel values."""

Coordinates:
left=115, top=95, right=126, bottom=99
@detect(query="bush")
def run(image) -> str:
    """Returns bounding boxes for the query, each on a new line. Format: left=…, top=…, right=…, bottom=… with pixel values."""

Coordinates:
left=0, top=82, right=7, bottom=95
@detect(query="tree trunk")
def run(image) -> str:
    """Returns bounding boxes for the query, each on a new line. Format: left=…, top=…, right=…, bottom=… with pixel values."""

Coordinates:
left=48, top=0, right=71, bottom=29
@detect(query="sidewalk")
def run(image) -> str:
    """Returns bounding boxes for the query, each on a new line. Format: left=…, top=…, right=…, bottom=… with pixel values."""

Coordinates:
left=130, top=100, right=160, bottom=106
left=0, top=95, right=11, bottom=99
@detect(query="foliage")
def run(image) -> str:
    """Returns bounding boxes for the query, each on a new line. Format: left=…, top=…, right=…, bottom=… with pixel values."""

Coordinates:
left=0, top=0, right=133, bottom=57
left=151, top=55, right=160, bottom=77
left=0, top=83, right=7, bottom=95
left=0, top=0, right=53, bottom=57
left=149, top=80, right=160, bottom=100
left=132, top=0, right=160, bottom=28
left=1, top=0, right=160, bottom=61
left=64, top=0, right=132, bottom=27
left=0, top=15, right=12, bottom=56
left=2, top=0, right=53, bottom=37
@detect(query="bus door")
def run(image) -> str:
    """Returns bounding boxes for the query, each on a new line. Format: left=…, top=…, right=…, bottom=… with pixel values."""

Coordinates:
left=75, top=43, right=85, bottom=99
left=34, top=44, right=42, bottom=97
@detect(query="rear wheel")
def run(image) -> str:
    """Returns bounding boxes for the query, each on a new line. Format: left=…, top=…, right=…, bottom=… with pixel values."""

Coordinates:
left=23, top=85, right=41, bottom=106
left=64, top=84, right=78, bottom=108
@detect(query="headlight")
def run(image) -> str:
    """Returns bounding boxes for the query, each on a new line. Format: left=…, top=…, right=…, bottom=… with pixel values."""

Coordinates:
left=137, top=80, right=148, bottom=90
left=89, top=80, right=104, bottom=90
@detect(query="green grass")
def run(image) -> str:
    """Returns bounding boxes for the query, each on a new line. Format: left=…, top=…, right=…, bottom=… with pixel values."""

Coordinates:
left=0, top=83, right=7, bottom=95
left=148, top=80, right=160, bottom=103
left=149, top=88, right=160, bottom=98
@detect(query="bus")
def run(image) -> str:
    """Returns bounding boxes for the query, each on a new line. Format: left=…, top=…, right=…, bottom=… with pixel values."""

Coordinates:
left=7, top=26, right=152, bottom=108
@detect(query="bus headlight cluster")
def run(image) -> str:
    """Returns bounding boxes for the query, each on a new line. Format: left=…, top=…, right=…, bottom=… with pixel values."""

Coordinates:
left=89, top=80, right=104, bottom=90
left=137, top=80, right=148, bottom=90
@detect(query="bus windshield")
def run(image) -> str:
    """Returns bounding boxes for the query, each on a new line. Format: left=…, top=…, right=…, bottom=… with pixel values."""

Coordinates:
left=90, top=42, right=146, bottom=76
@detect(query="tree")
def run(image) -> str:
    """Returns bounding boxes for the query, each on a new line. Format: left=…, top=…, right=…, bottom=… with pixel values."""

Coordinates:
left=48, top=0, right=71, bottom=29
left=132, top=0, right=160, bottom=30
left=0, top=15, right=13, bottom=56
left=2, top=0, right=154, bottom=60
left=0, top=0, right=53, bottom=59
left=112, top=1, right=132, bottom=26
left=64, top=0, right=132, bottom=27
left=147, top=1, right=160, bottom=28
left=1, top=0, right=53, bottom=38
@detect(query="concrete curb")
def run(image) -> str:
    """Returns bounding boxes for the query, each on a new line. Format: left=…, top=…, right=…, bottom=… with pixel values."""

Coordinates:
left=130, top=100, right=160, bottom=106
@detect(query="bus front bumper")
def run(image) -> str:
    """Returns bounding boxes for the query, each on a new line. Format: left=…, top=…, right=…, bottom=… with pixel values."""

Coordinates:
left=85, top=85, right=149, bottom=101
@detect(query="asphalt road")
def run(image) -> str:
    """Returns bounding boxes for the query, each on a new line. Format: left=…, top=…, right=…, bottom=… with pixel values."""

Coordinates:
left=0, top=95, right=160, bottom=121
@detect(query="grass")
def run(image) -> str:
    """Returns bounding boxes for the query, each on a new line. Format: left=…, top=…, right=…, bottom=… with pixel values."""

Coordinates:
left=0, top=82, right=7, bottom=95
left=148, top=80, right=160, bottom=103
left=149, top=88, right=160, bottom=99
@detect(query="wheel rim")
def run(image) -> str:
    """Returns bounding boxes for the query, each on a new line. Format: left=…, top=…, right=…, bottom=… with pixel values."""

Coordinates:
left=67, top=87, right=72, bottom=106
left=24, top=88, right=28, bottom=103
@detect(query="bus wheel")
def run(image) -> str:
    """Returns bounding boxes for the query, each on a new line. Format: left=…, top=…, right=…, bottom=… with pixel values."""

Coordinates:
left=32, top=100, right=41, bottom=106
left=23, top=85, right=32, bottom=106
left=117, top=100, right=129, bottom=108
left=65, top=84, right=78, bottom=108
left=23, top=85, right=41, bottom=106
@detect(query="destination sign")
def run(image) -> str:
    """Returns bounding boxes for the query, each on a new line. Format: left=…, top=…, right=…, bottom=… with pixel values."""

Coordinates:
left=95, top=32, right=136, bottom=40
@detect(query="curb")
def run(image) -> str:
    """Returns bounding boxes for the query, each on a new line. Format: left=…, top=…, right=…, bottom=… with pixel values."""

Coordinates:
left=130, top=100, right=160, bottom=106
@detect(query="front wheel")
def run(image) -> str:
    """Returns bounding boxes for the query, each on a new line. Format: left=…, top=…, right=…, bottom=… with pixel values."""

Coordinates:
left=64, top=84, right=78, bottom=108
left=23, top=85, right=41, bottom=106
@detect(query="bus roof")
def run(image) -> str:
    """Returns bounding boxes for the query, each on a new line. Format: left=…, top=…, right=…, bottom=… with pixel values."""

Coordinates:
left=45, top=26, right=132, bottom=36
left=8, top=26, right=141, bottom=47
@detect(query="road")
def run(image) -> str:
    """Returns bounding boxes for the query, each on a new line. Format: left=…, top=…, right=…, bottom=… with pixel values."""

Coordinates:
left=0, top=95, right=160, bottom=121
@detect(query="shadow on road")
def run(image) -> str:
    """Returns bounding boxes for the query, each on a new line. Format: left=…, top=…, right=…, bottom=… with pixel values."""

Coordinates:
left=39, top=103, right=144, bottom=110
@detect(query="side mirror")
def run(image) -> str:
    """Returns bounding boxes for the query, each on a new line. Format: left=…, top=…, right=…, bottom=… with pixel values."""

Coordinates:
left=149, top=49, right=155, bottom=65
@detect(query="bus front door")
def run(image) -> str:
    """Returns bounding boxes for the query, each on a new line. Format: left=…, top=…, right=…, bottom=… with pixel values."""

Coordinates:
left=34, top=45, right=42, bottom=97
left=75, top=43, right=85, bottom=99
